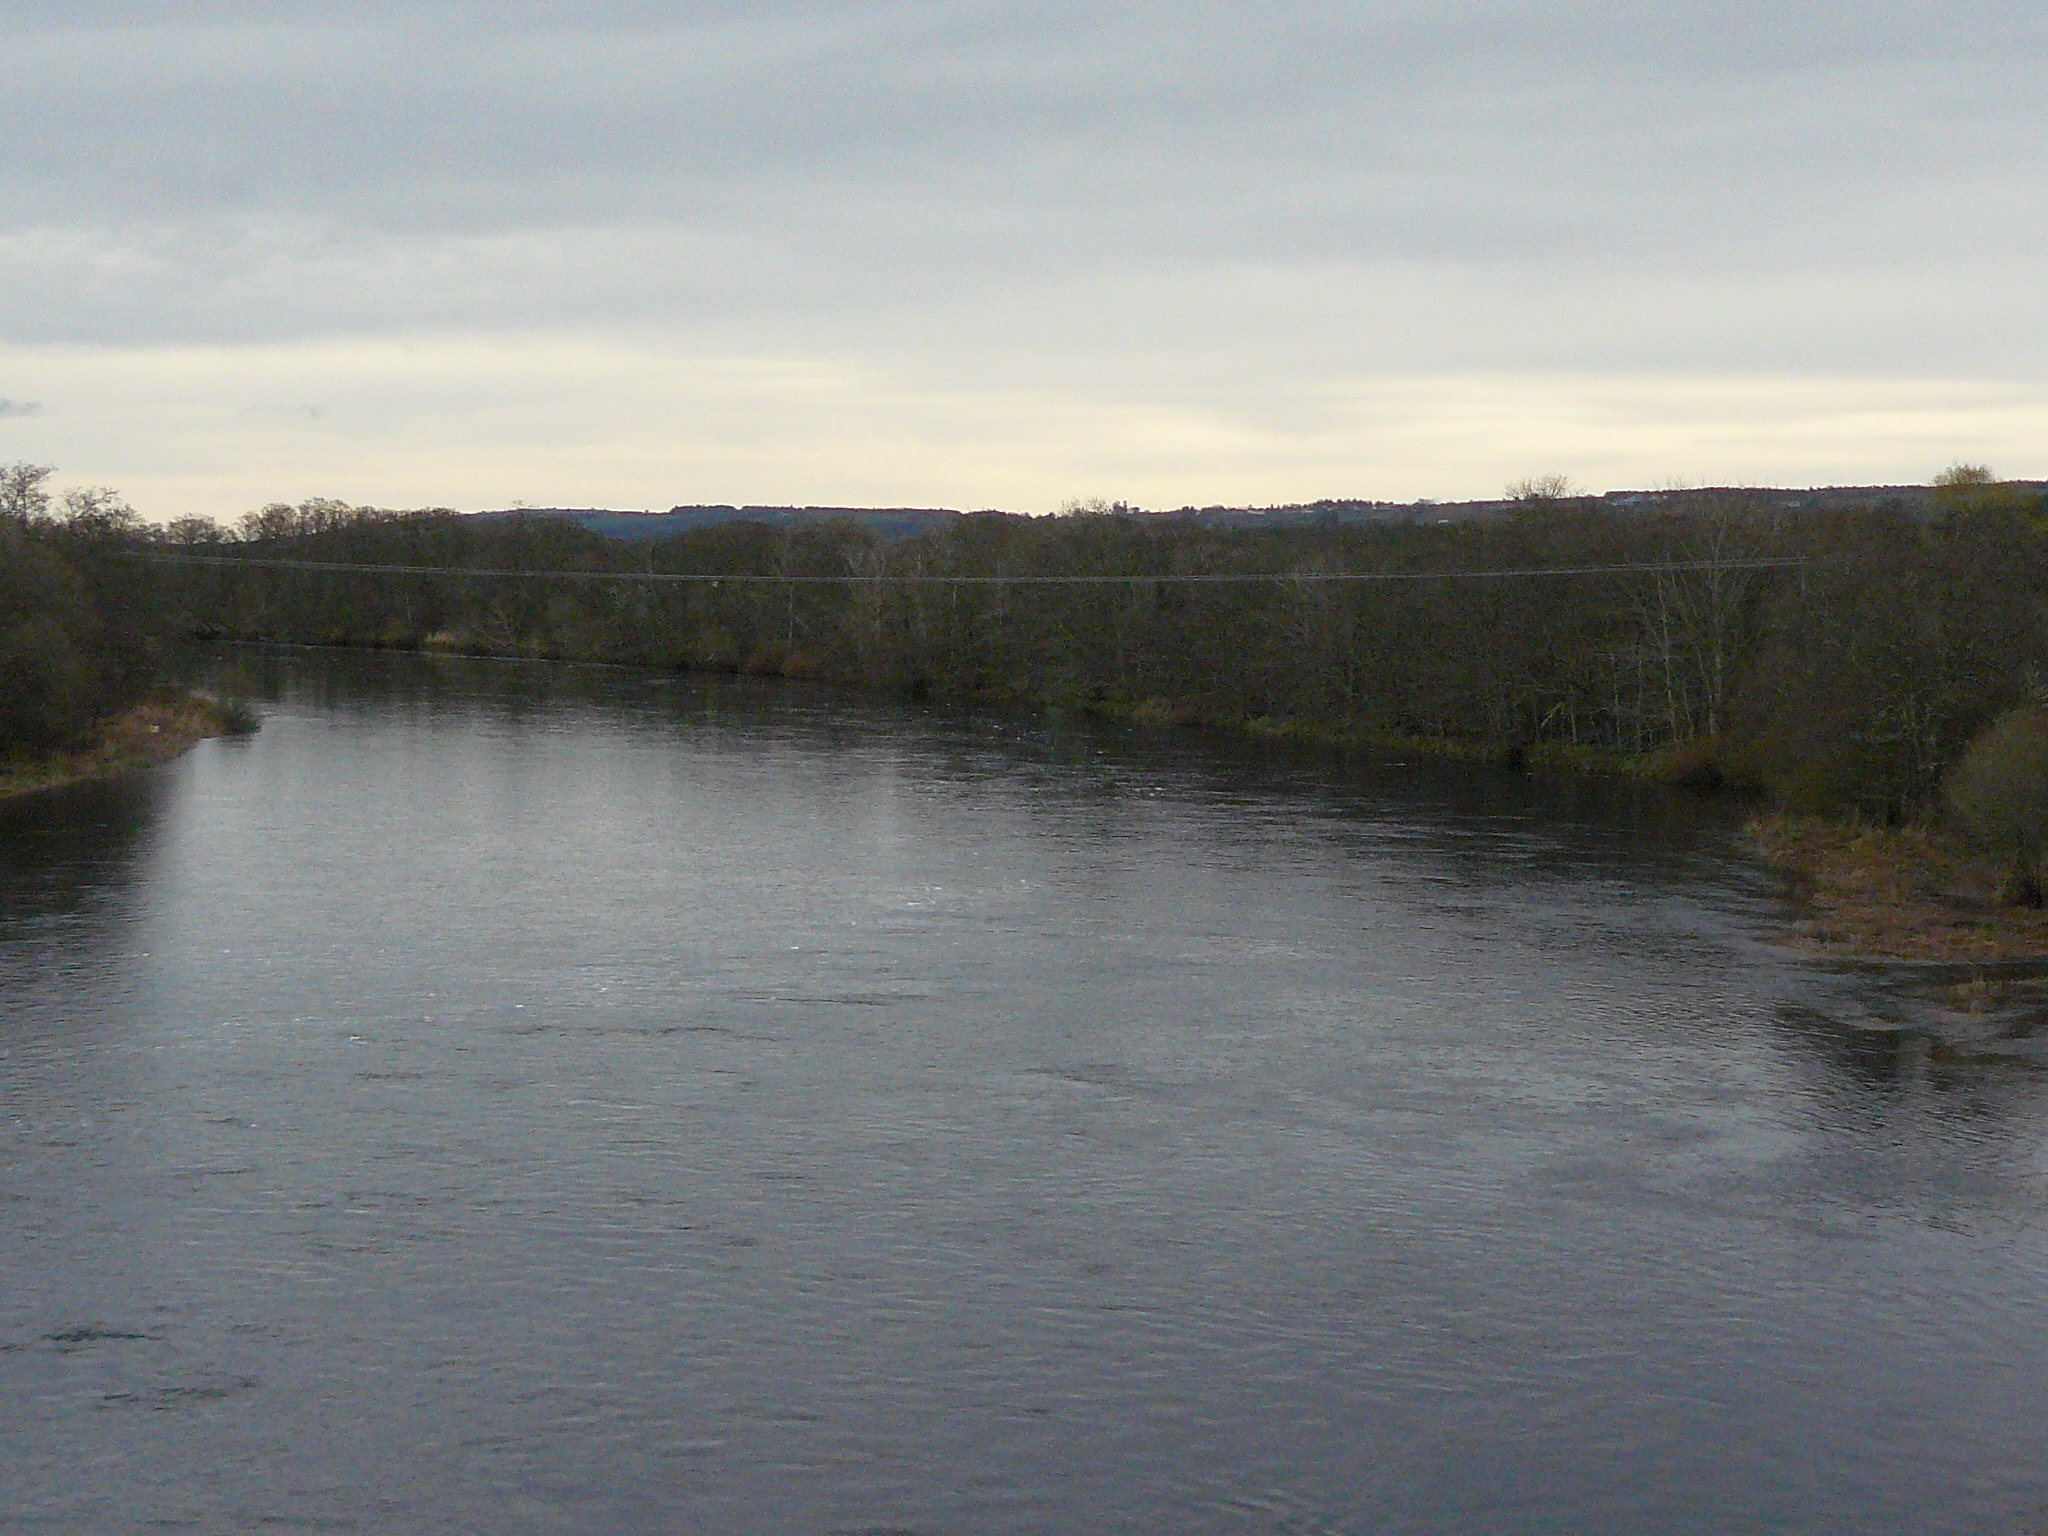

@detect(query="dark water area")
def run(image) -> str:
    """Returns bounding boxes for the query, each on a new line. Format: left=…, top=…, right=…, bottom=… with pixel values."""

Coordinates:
left=6, top=649, right=2048, bottom=1535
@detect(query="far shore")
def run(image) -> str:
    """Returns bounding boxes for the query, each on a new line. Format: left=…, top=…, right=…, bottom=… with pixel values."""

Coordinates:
left=0, top=692, right=255, bottom=802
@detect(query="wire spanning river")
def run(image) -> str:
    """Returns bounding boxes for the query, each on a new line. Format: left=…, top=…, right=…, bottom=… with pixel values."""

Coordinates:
left=5, top=650, right=2048, bottom=1534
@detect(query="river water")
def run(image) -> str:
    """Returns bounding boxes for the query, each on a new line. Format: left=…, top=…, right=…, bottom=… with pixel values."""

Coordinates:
left=5, top=649, right=2048, bottom=1535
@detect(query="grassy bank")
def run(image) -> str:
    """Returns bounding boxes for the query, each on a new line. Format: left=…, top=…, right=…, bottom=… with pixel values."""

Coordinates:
left=1092, top=695, right=1754, bottom=785
left=1748, top=814, right=2048, bottom=961
left=0, top=690, right=257, bottom=801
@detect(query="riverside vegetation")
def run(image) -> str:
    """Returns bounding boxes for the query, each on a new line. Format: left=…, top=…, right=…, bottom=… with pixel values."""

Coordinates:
left=0, top=464, right=255, bottom=799
left=14, top=460, right=2048, bottom=955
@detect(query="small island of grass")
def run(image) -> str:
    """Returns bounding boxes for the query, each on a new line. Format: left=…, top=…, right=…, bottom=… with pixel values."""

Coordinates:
left=1750, top=814, right=2048, bottom=962
left=0, top=690, right=257, bottom=802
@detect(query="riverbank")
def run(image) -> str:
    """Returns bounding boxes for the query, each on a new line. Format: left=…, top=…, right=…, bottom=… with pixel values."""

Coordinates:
left=0, top=691, right=257, bottom=801
left=1749, top=814, right=2048, bottom=961
left=1092, top=696, right=1755, bottom=785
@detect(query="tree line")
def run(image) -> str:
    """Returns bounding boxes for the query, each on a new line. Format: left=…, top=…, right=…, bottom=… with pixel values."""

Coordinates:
left=122, top=470, right=2048, bottom=823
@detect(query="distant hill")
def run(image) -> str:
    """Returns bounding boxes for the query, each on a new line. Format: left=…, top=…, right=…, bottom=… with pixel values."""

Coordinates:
left=469, top=483, right=2047, bottom=540
left=1144, top=484, right=2047, bottom=526
left=470, top=505, right=971, bottom=541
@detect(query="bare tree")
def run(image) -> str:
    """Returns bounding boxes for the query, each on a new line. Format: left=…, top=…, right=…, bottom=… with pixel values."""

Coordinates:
left=0, top=462, right=55, bottom=525
left=1505, top=474, right=1578, bottom=503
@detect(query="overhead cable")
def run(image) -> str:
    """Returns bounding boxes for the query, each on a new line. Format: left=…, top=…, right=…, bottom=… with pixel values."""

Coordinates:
left=134, top=552, right=1808, bottom=584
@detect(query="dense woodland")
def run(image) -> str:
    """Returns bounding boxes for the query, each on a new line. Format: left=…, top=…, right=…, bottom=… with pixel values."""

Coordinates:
left=10, top=463, right=2048, bottom=825
left=0, top=464, right=165, bottom=754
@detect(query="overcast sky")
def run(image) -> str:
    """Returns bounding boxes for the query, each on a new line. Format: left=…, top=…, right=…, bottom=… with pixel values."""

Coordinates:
left=2, top=1, right=2043, bottom=518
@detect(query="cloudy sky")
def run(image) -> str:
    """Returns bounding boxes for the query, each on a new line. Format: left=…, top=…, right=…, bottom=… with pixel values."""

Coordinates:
left=2, top=1, right=2043, bottom=518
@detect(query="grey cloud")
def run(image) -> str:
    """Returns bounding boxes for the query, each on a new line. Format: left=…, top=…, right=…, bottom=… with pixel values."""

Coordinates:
left=11, top=3, right=2040, bottom=232
left=2, top=1, right=2043, bottom=380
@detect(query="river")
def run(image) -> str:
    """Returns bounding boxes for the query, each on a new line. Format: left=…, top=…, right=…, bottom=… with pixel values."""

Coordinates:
left=5, top=649, right=2047, bottom=1534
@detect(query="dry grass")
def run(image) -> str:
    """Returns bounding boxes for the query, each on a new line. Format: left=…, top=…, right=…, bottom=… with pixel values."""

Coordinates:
left=1749, top=813, right=2048, bottom=961
left=0, top=691, right=251, bottom=802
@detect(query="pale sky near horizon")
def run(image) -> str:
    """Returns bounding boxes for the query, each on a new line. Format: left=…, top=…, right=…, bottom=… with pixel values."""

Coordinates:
left=2, top=1, right=2043, bottom=520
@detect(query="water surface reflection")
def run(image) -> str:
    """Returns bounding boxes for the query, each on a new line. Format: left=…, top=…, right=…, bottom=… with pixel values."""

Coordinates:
left=4, top=648, right=2048, bottom=1535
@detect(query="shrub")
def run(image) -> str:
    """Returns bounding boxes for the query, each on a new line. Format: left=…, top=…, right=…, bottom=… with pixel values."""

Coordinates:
left=0, top=527, right=95, bottom=750
left=1945, top=708, right=2048, bottom=905
left=0, top=615, right=92, bottom=750
left=215, top=697, right=263, bottom=737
